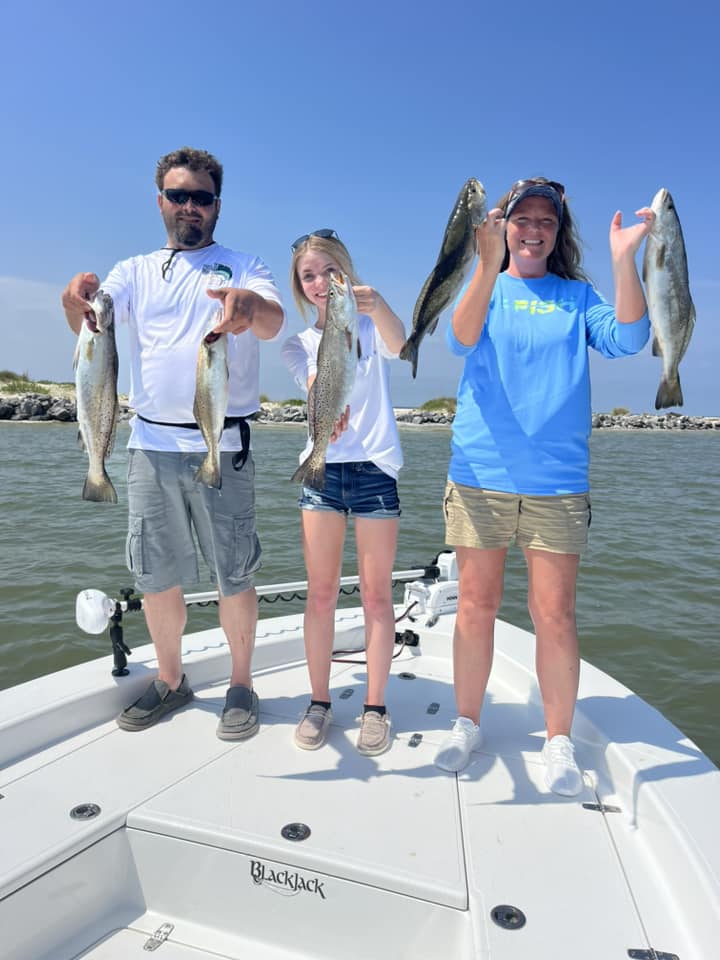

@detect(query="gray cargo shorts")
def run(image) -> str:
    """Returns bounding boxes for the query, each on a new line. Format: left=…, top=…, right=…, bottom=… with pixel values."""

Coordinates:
left=126, top=449, right=261, bottom=596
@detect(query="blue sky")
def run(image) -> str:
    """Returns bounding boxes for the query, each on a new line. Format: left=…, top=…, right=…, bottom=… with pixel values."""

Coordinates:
left=1, top=0, right=717, bottom=415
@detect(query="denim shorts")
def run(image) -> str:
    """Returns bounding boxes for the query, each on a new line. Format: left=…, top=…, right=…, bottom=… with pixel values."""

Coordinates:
left=298, top=461, right=401, bottom=518
left=126, top=448, right=261, bottom=596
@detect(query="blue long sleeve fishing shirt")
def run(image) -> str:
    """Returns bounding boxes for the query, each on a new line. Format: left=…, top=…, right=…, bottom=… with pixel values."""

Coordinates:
left=447, top=272, right=650, bottom=494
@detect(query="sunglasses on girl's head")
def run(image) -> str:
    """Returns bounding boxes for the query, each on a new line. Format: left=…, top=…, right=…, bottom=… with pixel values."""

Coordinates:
left=508, top=179, right=565, bottom=202
left=290, top=228, right=339, bottom=252
left=160, top=188, right=219, bottom=207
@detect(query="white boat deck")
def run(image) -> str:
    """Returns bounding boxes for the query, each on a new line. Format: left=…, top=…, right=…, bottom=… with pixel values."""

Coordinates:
left=1, top=607, right=719, bottom=959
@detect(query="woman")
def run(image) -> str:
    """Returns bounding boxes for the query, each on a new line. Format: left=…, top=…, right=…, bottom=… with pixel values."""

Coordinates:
left=435, top=178, right=654, bottom=793
left=282, top=230, right=406, bottom=756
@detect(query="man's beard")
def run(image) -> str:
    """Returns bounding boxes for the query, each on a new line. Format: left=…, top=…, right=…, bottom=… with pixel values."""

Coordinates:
left=165, top=211, right=218, bottom=249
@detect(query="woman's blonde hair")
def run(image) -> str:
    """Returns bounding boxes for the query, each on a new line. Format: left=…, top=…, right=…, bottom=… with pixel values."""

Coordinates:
left=290, top=234, right=361, bottom=318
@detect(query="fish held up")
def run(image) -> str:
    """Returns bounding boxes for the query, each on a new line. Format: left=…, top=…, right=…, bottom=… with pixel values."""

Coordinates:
left=642, top=187, right=696, bottom=410
left=193, top=328, right=229, bottom=489
left=400, top=177, right=487, bottom=378
left=74, top=290, right=119, bottom=503
left=291, top=271, right=359, bottom=490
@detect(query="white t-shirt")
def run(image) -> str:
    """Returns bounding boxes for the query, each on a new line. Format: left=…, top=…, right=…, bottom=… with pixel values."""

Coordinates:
left=281, top=315, right=403, bottom=479
left=102, top=242, right=285, bottom=452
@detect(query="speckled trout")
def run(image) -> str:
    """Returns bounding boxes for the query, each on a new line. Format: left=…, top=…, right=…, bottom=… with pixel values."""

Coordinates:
left=292, top=272, right=359, bottom=490
left=193, top=327, right=229, bottom=489
left=73, top=290, right=119, bottom=503
left=400, top=178, right=487, bottom=378
left=643, top=188, right=696, bottom=409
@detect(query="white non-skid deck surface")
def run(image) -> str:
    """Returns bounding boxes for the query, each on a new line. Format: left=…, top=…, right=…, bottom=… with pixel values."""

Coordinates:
left=124, top=647, right=650, bottom=957
left=2, top=615, right=712, bottom=959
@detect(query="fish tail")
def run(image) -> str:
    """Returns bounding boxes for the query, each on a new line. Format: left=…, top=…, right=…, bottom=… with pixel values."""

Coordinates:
left=82, top=470, right=118, bottom=504
left=195, top=454, right=222, bottom=489
left=655, top=375, right=684, bottom=410
left=398, top=337, right=419, bottom=379
left=291, top=455, right=326, bottom=490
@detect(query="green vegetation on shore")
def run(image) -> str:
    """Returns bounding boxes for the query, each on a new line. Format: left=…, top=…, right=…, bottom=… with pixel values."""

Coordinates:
left=420, top=397, right=457, bottom=414
left=0, top=371, right=54, bottom=395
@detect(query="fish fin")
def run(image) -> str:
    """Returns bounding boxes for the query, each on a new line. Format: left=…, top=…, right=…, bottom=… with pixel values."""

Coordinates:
left=356, top=338, right=362, bottom=360
left=82, top=471, right=118, bottom=504
left=291, top=455, right=325, bottom=490
left=194, top=455, right=222, bottom=489
left=307, top=381, right=317, bottom=440
left=77, top=428, right=86, bottom=452
left=105, top=399, right=119, bottom=459
left=654, top=242, right=666, bottom=271
left=677, top=302, right=696, bottom=360
left=399, top=337, right=419, bottom=378
left=651, top=335, right=662, bottom=358
left=290, top=462, right=306, bottom=484
left=655, top=375, right=683, bottom=410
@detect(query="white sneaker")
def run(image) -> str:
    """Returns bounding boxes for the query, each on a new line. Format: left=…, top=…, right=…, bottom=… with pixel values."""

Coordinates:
left=542, top=735, right=583, bottom=796
left=434, top=717, right=481, bottom=772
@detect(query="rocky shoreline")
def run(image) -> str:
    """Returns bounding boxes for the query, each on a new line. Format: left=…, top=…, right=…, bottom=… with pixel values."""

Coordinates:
left=1, top=392, right=718, bottom=430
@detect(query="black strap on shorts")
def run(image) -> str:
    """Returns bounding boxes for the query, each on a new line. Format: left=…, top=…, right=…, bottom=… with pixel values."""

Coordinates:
left=136, top=413, right=251, bottom=471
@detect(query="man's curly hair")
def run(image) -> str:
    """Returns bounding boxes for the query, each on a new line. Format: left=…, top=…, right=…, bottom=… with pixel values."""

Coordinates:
left=155, top=147, right=223, bottom=196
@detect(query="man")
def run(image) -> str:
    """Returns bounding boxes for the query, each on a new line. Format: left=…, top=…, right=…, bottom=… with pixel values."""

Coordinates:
left=62, top=147, right=285, bottom=739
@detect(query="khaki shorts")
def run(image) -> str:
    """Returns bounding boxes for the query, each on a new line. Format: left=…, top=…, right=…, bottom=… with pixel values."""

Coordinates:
left=443, top=480, right=591, bottom=555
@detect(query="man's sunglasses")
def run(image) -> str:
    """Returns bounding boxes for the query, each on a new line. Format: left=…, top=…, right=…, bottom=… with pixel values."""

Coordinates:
left=291, top=228, right=339, bottom=252
left=508, top=179, right=565, bottom=202
left=160, top=188, right=219, bottom=207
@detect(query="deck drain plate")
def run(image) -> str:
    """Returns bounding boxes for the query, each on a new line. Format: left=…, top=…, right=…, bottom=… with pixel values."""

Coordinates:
left=70, top=803, right=101, bottom=820
left=282, top=822, right=311, bottom=842
left=491, top=904, right=526, bottom=930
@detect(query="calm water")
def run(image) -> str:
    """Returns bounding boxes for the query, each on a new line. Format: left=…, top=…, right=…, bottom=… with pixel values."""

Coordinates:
left=1, top=422, right=718, bottom=765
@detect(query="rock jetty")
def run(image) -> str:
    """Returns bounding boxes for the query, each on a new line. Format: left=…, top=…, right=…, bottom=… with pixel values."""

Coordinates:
left=0, top=392, right=718, bottom=430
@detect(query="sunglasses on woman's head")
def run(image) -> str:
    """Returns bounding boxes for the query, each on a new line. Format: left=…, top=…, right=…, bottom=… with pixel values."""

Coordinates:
left=508, top=179, right=565, bottom=203
left=291, top=228, right=340, bottom=252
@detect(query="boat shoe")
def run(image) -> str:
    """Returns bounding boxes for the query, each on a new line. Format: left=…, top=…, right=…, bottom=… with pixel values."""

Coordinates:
left=217, top=685, right=260, bottom=741
left=294, top=703, right=333, bottom=750
left=356, top=709, right=391, bottom=756
left=116, top=674, right=194, bottom=731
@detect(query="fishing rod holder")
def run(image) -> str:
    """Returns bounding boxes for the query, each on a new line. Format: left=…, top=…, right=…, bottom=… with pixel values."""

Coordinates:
left=110, top=588, right=141, bottom=677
